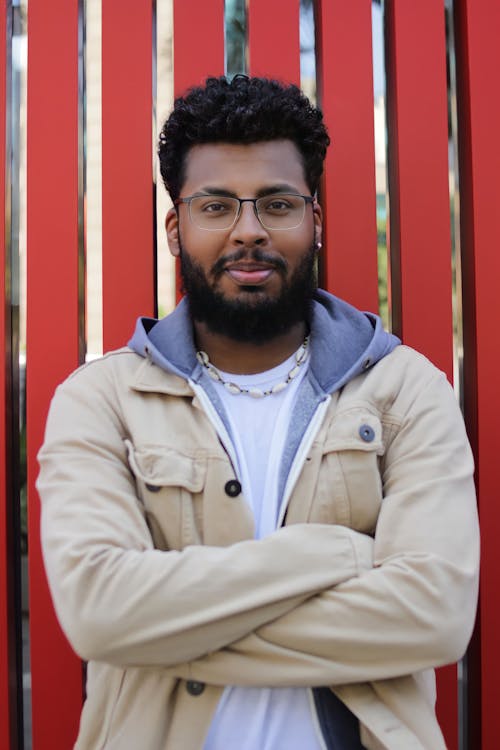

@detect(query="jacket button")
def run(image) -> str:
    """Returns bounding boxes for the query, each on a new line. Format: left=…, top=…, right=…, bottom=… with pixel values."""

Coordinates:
left=145, top=483, right=161, bottom=493
left=359, top=424, right=375, bottom=442
left=224, top=479, right=241, bottom=497
left=186, top=680, right=205, bottom=696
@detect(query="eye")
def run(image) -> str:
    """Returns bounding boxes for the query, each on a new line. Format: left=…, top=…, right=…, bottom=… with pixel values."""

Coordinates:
left=261, top=196, right=294, bottom=213
left=269, top=199, right=292, bottom=210
left=198, top=198, right=233, bottom=214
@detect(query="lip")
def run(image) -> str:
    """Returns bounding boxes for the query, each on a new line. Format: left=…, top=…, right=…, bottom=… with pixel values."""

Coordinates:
left=224, top=263, right=275, bottom=285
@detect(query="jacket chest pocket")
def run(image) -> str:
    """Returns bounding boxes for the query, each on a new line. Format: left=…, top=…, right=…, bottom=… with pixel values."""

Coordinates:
left=309, top=411, right=384, bottom=534
left=125, top=440, right=206, bottom=550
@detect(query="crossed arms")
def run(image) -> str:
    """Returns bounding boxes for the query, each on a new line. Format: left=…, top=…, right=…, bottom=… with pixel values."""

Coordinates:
left=37, top=353, right=479, bottom=689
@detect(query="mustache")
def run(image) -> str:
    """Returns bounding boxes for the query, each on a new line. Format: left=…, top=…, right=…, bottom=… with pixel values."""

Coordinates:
left=211, top=248, right=288, bottom=277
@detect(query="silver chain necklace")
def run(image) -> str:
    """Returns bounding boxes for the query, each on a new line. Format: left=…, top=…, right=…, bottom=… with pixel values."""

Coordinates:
left=196, top=336, right=310, bottom=398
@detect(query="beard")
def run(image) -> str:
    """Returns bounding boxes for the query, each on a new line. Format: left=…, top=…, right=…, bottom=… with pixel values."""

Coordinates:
left=179, top=240, right=317, bottom=344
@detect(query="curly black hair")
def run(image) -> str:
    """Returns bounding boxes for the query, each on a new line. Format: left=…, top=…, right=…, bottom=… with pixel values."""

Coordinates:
left=158, top=75, right=330, bottom=201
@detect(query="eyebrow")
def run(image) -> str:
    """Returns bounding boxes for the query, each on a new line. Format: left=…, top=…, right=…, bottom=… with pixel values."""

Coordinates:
left=193, top=183, right=305, bottom=199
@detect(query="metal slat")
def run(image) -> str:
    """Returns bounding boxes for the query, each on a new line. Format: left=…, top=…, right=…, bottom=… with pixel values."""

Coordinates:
left=0, top=2, right=21, bottom=747
left=101, top=1, right=155, bottom=352
left=384, top=2, right=458, bottom=746
left=172, top=0, right=224, bottom=301
left=454, top=2, right=500, bottom=748
left=26, top=1, right=83, bottom=747
left=172, top=0, right=224, bottom=96
left=385, top=0, right=454, bottom=375
left=314, top=0, right=379, bottom=312
left=0, top=0, right=9, bottom=737
left=247, top=0, right=300, bottom=83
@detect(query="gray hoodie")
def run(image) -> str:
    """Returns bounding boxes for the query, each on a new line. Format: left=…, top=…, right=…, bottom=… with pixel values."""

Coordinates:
left=128, top=288, right=400, bottom=508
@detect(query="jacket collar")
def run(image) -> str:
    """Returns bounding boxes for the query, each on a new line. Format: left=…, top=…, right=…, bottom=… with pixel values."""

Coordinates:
left=129, top=355, right=195, bottom=396
left=127, top=290, right=400, bottom=396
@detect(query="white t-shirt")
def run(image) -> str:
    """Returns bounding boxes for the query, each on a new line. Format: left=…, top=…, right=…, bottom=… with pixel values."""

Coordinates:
left=203, top=352, right=325, bottom=750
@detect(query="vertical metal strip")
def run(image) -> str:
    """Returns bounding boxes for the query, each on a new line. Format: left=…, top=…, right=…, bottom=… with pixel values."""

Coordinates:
left=26, top=1, right=84, bottom=747
left=101, top=0, right=155, bottom=352
left=314, top=0, right=379, bottom=312
left=446, top=4, right=468, bottom=736
left=384, top=2, right=458, bottom=746
left=384, top=0, right=454, bottom=376
left=247, top=0, right=300, bottom=83
left=172, top=0, right=224, bottom=301
left=152, top=0, right=158, bottom=318
left=1, top=2, right=22, bottom=747
left=446, top=1, right=464, bottom=397
left=0, top=2, right=8, bottom=740
left=454, top=2, right=500, bottom=748
left=0, top=0, right=10, bottom=741
left=172, top=0, right=224, bottom=96
left=436, top=664, right=459, bottom=750
left=78, top=0, right=86, bottom=363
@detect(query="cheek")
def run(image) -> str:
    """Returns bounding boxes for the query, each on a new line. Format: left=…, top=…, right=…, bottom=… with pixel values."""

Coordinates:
left=181, top=226, right=225, bottom=262
left=277, top=227, right=314, bottom=262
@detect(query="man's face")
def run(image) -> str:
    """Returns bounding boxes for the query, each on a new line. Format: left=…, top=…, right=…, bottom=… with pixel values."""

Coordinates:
left=166, top=140, right=322, bottom=342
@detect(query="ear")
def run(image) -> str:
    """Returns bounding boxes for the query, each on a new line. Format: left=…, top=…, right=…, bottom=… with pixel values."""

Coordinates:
left=313, top=200, right=323, bottom=249
left=165, top=207, right=180, bottom=258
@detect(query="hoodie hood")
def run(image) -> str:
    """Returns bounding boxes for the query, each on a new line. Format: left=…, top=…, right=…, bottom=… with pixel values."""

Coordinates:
left=128, top=289, right=400, bottom=397
left=129, top=289, right=400, bottom=531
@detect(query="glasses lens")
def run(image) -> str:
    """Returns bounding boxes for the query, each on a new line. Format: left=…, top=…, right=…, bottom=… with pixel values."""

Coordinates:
left=189, top=196, right=239, bottom=230
left=256, top=194, right=306, bottom=230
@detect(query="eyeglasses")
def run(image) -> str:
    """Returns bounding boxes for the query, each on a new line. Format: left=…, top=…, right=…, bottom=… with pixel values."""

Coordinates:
left=174, top=193, right=314, bottom=231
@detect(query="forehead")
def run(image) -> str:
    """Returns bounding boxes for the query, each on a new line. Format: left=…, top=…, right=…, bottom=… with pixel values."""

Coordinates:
left=182, top=140, right=308, bottom=195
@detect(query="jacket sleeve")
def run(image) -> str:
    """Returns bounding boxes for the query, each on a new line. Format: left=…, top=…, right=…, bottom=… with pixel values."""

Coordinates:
left=37, top=363, right=373, bottom=667
left=169, top=367, right=480, bottom=687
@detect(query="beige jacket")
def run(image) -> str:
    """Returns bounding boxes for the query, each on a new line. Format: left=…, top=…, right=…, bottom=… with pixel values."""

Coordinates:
left=37, top=343, right=479, bottom=750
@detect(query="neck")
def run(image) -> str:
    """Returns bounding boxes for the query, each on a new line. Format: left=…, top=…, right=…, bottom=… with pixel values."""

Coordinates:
left=193, top=321, right=307, bottom=374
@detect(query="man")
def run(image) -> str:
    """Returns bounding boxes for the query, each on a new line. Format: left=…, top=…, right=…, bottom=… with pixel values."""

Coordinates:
left=38, top=76, right=479, bottom=750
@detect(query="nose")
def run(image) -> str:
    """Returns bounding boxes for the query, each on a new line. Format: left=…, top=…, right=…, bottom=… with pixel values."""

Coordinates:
left=229, top=200, right=268, bottom=245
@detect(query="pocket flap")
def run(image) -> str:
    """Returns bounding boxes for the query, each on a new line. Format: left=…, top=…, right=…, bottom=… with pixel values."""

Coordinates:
left=125, top=440, right=207, bottom=492
left=323, top=411, right=384, bottom=454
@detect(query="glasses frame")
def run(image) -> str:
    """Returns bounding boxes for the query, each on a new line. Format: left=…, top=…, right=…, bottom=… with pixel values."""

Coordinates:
left=174, top=193, right=315, bottom=231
